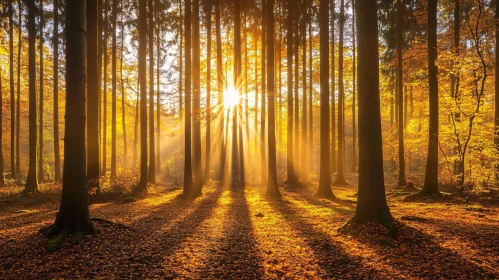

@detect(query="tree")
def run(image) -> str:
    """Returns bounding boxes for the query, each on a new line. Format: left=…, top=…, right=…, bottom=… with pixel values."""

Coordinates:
left=88, top=0, right=100, bottom=190
left=204, top=3, right=212, bottom=183
left=9, top=0, right=15, bottom=179
left=261, top=0, right=267, bottom=185
left=192, top=0, right=202, bottom=194
left=343, top=0, right=392, bottom=228
left=266, top=0, right=280, bottom=197
left=286, top=0, right=297, bottom=184
left=316, top=0, right=334, bottom=198
left=301, top=0, right=308, bottom=180
left=396, top=0, right=407, bottom=186
left=495, top=0, right=499, bottom=159
left=122, top=0, right=128, bottom=170
left=111, top=0, right=117, bottom=178
left=38, top=0, right=45, bottom=182
left=53, top=0, right=61, bottom=182
left=24, top=0, right=38, bottom=194
left=236, top=0, right=245, bottom=187
left=15, top=0, right=21, bottom=177
left=330, top=0, right=336, bottom=175
left=138, top=0, right=149, bottom=192
left=0, top=68, right=3, bottom=184
left=351, top=0, right=357, bottom=173
left=102, top=0, right=108, bottom=175
left=182, top=0, right=193, bottom=196
left=46, top=0, right=95, bottom=249
left=215, top=0, right=225, bottom=182
left=148, top=0, right=157, bottom=184
left=333, top=0, right=348, bottom=186
left=420, top=0, right=439, bottom=195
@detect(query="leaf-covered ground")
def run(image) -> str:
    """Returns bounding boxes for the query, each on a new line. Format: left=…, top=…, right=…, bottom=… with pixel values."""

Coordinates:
left=0, top=181, right=498, bottom=279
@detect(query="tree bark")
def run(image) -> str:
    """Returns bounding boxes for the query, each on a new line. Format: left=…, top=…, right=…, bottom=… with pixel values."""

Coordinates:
left=266, top=0, right=280, bottom=197
left=396, top=0, right=406, bottom=186
left=46, top=0, right=95, bottom=242
left=205, top=5, right=212, bottom=183
left=421, top=0, right=439, bottom=195
left=316, top=0, right=333, bottom=198
left=87, top=0, right=100, bottom=191
left=148, top=0, right=156, bottom=184
left=24, top=0, right=38, bottom=194
left=261, top=0, right=267, bottom=185
left=351, top=0, right=357, bottom=173
left=111, top=0, right=117, bottom=178
left=102, top=0, right=108, bottom=175
left=330, top=0, right=336, bottom=174
left=344, top=0, right=392, bottom=227
left=15, top=0, right=21, bottom=177
left=301, top=0, right=308, bottom=180
left=182, top=0, right=193, bottom=195
left=286, top=0, right=296, bottom=184
left=9, top=0, right=15, bottom=179
left=138, top=0, right=149, bottom=191
left=333, top=0, right=348, bottom=186
left=54, top=0, right=61, bottom=182
left=192, top=0, right=202, bottom=193
left=38, top=0, right=45, bottom=182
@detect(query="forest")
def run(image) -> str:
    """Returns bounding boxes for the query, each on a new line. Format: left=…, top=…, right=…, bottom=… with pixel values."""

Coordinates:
left=0, top=0, right=498, bottom=278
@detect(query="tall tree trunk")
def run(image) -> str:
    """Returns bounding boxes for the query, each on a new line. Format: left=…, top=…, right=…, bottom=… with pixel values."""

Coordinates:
left=351, top=0, right=356, bottom=173
left=54, top=0, right=61, bottom=182
left=192, top=0, right=202, bottom=193
left=121, top=0, right=127, bottom=170
left=205, top=6, right=212, bottom=183
left=15, top=0, right=21, bottom=176
left=102, top=0, right=108, bottom=175
left=261, top=0, right=267, bottom=185
left=24, top=0, right=38, bottom=194
left=421, top=0, right=439, bottom=195
left=156, top=3, right=160, bottom=175
left=133, top=77, right=139, bottom=168
left=111, top=0, right=117, bottom=178
left=215, top=0, right=225, bottom=182
left=182, top=0, right=193, bottom=195
left=293, top=9, right=299, bottom=177
left=0, top=68, right=3, bottom=184
left=179, top=0, right=183, bottom=122
left=38, top=0, right=45, bottom=182
left=330, top=0, right=336, bottom=174
left=266, top=0, right=280, bottom=197
left=334, top=0, right=347, bottom=186
left=308, top=0, right=313, bottom=174
left=138, top=0, right=149, bottom=191
left=286, top=0, right=296, bottom=184
left=396, top=0, right=406, bottom=186
left=343, top=0, right=392, bottom=228
left=9, top=0, right=15, bottom=179
left=46, top=0, right=95, bottom=243
left=88, top=0, right=100, bottom=191
left=316, top=0, right=333, bottom=198
left=495, top=0, right=499, bottom=165
left=148, top=0, right=156, bottom=184
left=301, top=0, right=308, bottom=179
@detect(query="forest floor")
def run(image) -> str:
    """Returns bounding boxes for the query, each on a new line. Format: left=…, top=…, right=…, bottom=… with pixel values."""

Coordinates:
left=0, top=176, right=498, bottom=279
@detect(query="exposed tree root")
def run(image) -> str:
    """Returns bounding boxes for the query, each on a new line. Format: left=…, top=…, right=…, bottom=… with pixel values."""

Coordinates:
left=45, top=219, right=96, bottom=253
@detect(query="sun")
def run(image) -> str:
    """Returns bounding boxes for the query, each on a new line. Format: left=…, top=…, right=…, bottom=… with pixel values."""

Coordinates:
left=223, top=86, right=240, bottom=109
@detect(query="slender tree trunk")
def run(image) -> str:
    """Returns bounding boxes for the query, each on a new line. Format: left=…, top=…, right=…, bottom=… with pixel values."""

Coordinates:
left=9, top=0, right=15, bottom=179
left=182, top=0, right=193, bottom=195
left=308, top=0, right=313, bottom=173
left=351, top=0, right=357, bottom=173
left=495, top=0, right=499, bottom=164
left=54, top=0, right=61, bottom=182
left=215, top=0, right=225, bottom=181
left=133, top=78, right=139, bottom=168
left=266, top=0, right=280, bottom=197
left=15, top=0, right=21, bottom=176
left=192, top=0, right=202, bottom=193
left=24, top=0, right=38, bottom=194
left=46, top=0, right=95, bottom=242
left=156, top=3, right=160, bottom=175
left=111, top=0, right=117, bottom=178
left=261, top=0, right=267, bottom=185
left=121, top=0, right=127, bottom=170
left=334, top=0, right=347, bottom=186
left=286, top=0, right=296, bottom=184
left=301, top=0, right=308, bottom=179
left=330, top=0, right=336, bottom=174
left=396, top=0, right=406, bottom=186
left=87, top=0, right=100, bottom=191
left=179, top=0, right=183, bottom=122
left=97, top=0, right=103, bottom=175
left=38, top=0, right=44, bottom=182
left=293, top=9, right=300, bottom=177
left=205, top=6, right=212, bottom=183
left=0, top=68, right=3, bottom=184
left=102, top=0, right=108, bottom=175
left=148, top=0, right=156, bottom=184
left=421, top=0, right=439, bottom=195
left=138, top=0, right=149, bottom=191
left=316, top=0, right=333, bottom=198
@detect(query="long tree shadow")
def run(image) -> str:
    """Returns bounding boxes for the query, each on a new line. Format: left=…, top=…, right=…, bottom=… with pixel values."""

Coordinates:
left=204, top=189, right=264, bottom=279
left=347, top=221, right=498, bottom=278
left=268, top=199, right=381, bottom=278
